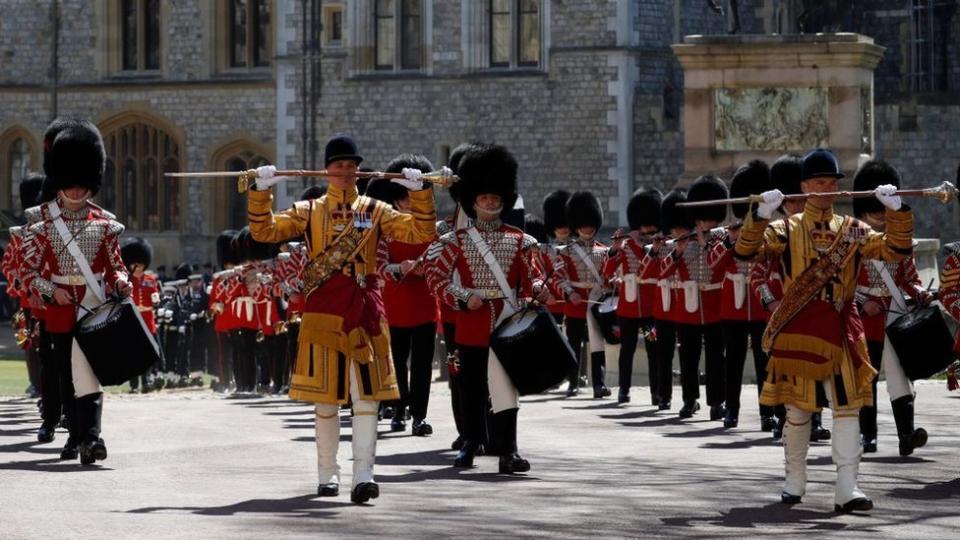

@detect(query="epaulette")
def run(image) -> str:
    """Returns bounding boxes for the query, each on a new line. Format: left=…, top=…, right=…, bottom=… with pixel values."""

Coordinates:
left=105, top=220, right=126, bottom=236
left=23, top=205, right=43, bottom=225
left=521, top=233, right=540, bottom=250
left=438, top=230, right=458, bottom=246
left=88, top=201, right=117, bottom=220
left=436, top=219, right=452, bottom=236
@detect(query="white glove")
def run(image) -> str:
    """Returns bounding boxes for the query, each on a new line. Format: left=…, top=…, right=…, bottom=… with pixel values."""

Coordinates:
left=757, top=189, right=785, bottom=219
left=178, top=325, right=186, bottom=334
left=190, top=313, right=198, bottom=321
left=874, top=184, right=902, bottom=211
left=392, top=168, right=424, bottom=191
left=254, top=165, right=285, bottom=190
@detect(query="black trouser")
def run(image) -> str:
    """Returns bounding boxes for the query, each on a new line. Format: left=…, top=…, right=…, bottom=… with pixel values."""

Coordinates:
left=565, top=317, right=604, bottom=387
left=189, top=322, right=210, bottom=373
left=654, top=320, right=676, bottom=403
left=48, top=332, right=78, bottom=440
left=443, top=322, right=465, bottom=437
left=26, top=343, right=41, bottom=391
left=722, top=320, right=772, bottom=418
left=617, top=316, right=658, bottom=396
left=256, top=334, right=276, bottom=388
left=859, top=339, right=885, bottom=440
left=234, top=328, right=258, bottom=391
left=551, top=312, right=565, bottom=326
left=216, top=330, right=235, bottom=384
left=676, top=322, right=725, bottom=406
left=162, top=329, right=180, bottom=374
left=285, top=322, right=300, bottom=387
left=457, top=345, right=492, bottom=447
left=390, top=323, right=436, bottom=421
left=37, top=324, right=62, bottom=425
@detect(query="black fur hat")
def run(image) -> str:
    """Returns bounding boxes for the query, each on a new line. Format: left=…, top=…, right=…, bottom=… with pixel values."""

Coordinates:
left=729, top=160, right=770, bottom=219
left=566, top=191, right=603, bottom=231
left=300, top=184, right=326, bottom=201
left=366, top=153, right=433, bottom=208
left=853, top=159, right=901, bottom=218
left=233, top=226, right=277, bottom=262
left=626, top=188, right=662, bottom=231
left=120, top=236, right=153, bottom=269
left=770, top=154, right=803, bottom=196
left=447, top=142, right=481, bottom=207
left=19, top=172, right=44, bottom=211
left=217, top=229, right=238, bottom=268
left=523, top=213, right=548, bottom=244
left=542, top=190, right=571, bottom=236
left=455, top=144, right=519, bottom=219
left=174, top=263, right=194, bottom=281
left=43, top=118, right=105, bottom=196
left=661, top=189, right=694, bottom=232
left=324, top=133, right=363, bottom=167
left=686, top=175, right=729, bottom=223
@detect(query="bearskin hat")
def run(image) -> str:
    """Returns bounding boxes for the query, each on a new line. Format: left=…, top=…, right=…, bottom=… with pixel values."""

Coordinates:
left=455, top=144, right=519, bottom=219
left=661, top=189, right=694, bottom=232
left=770, top=154, right=803, bottom=196
left=626, top=188, right=662, bottom=231
left=217, top=229, right=238, bottom=268
left=300, top=184, right=326, bottom=201
left=19, top=172, right=44, bottom=211
left=729, top=160, right=770, bottom=219
left=523, top=213, right=548, bottom=244
left=542, top=190, right=571, bottom=236
left=365, top=153, right=433, bottom=209
left=120, top=236, right=153, bottom=269
left=852, top=160, right=901, bottom=218
left=686, top=175, right=729, bottom=223
left=174, top=263, right=194, bottom=281
left=446, top=142, right=482, bottom=207
left=43, top=118, right=105, bottom=196
left=566, top=191, right=603, bottom=231
left=233, top=227, right=277, bottom=263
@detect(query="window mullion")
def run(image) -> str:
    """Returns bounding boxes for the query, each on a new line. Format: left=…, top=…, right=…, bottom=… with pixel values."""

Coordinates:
left=396, top=2, right=403, bottom=70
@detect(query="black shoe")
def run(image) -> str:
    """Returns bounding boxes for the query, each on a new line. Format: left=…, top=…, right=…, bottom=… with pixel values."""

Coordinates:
left=593, top=386, right=611, bottom=399
left=651, top=394, right=661, bottom=407
left=37, top=423, right=56, bottom=443
left=781, top=492, right=802, bottom=505
left=835, top=497, right=873, bottom=513
left=709, top=404, right=726, bottom=421
left=60, top=439, right=79, bottom=460
left=810, top=425, right=831, bottom=442
left=411, top=419, right=433, bottom=437
left=658, top=400, right=671, bottom=411
left=760, top=416, right=777, bottom=432
left=390, top=417, right=406, bottom=432
left=678, top=401, right=700, bottom=419
left=723, top=414, right=739, bottom=429
left=579, top=375, right=589, bottom=388
left=79, top=438, right=108, bottom=465
left=565, top=383, right=580, bottom=397
left=498, top=453, right=531, bottom=474
left=317, top=483, right=339, bottom=497
left=451, top=435, right=465, bottom=451
left=772, top=417, right=785, bottom=440
left=350, top=482, right=380, bottom=504
left=862, top=437, right=877, bottom=454
left=617, top=393, right=630, bottom=404
left=381, top=406, right=395, bottom=420
left=454, top=442, right=478, bottom=468
left=899, top=428, right=928, bottom=457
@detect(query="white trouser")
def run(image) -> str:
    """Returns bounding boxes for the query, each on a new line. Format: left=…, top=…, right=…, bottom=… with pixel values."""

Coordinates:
left=585, top=306, right=605, bottom=354
left=71, top=284, right=104, bottom=398
left=314, top=362, right=379, bottom=486
left=783, top=384, right=866, bottom=505
left=489, top=302, right=520, bottom=413
left=880, top=335, right=914, bottom=401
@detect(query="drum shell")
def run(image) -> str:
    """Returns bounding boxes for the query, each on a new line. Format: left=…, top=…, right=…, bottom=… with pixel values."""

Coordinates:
left=886, top=305, right=955, bottom=381
left=591, top=294, right=621, bottom=345
left=491, top=306, right=577, bottom=395
left=75, top=299, right=162, bottom=386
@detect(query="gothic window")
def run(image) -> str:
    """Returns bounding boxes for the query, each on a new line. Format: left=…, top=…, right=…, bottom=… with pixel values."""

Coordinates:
left=488, top=0, right=541, bottom=69
left=120, top=0, right=160, bottom=71
left=229, top=0, right=272, bottom=68
left=224, top=152, right=269, bottom=229
left=7, top=139, right=31, bottom=214
left=101, top=119, right=183, bottom=231
left=375, top=0, right=423, bottom=71
left=324, top=5, right=344, bottom=47
left=0, top=128, right=39, bottom=216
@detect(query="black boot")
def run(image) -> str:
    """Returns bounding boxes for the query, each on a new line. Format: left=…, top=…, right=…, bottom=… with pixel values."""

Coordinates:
left=37, top=422, right=56, bottom=443
left=591, top=352, right=610, bottom=398
left=859, top=400, right=878, bottom=453
left=722, top=406, right=739, bottom=428
left=454, top=440, right=480, bottom=468
left=810, top=412, right=831, bottom=441
left=77, top=393, right=107, bottom=465
left=891, top=395, right=928, bottom=457
left=59, top=403, right=80, bottom=460
left=494, top=409, right=530, bottom=474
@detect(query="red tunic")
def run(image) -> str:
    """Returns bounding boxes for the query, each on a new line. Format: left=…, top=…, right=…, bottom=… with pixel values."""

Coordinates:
left=130, top=273, right=159, bottom=333
left=660, top=232, right=725, bottom=326
left=557, top=239, right=609, bottom=319
left=709, top=236, right=766, bottom=322
left=603, top=237, right=658, bottom=319
left=939, top=246, right=960, bottom=354
left=210, top=272, right=241, bottom=332
left=377, top=238, right=439, bottom=328
left=856, top=256, right=923, bottom=343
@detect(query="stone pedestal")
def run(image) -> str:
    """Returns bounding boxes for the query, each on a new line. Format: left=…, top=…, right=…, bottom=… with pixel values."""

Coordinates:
left=671, top=33, right=884, bottom=184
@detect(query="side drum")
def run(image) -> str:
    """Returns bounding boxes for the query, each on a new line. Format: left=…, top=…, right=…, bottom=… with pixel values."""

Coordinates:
left=76, top=297, right=162, bottom=386
left=491, top=306, right=578, bottom=395
left=886, top=305, right=956, bottom=381
left=591, top=294, right=621, bottom=345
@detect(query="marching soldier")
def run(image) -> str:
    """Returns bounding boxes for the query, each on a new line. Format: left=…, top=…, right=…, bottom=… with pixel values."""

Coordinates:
left=558, top=191, right=612, bottom=399
left=20, top=118, right=132, bottom=464
left=603, top=188, right=662, bottom=405
left=662, top=176, right=728, bottom=420
left=185, top=271, right=211, bottom=386
left=121, top=236, right=160, bottom=392
left=853, top=160, right=930, bottom=455
left=424, top=143, right=552, bottom=473
left=209, top=230, right=239, bottom=392
left=735, top=148, right=913, bottom=513
left=248, top=133, right=435, bottom=503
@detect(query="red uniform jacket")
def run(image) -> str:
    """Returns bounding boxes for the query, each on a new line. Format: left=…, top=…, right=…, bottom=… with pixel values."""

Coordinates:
left=660, top=231, right=725, bottom=326
left=939, top=245, right=960, bottom=354
left=557, top=239, right=609, bottom=319
left=424, top=222, right=547, bottom=348
left=603, top=237, right=658, bottom=319
left=210, top=271, right=241, bottom=333
left=131, top=273, right=160, bottom=333
left=708, top=236, right=766, bottom=322
left=377, top=238, right=439, bottom=328
left=856, top=255, right=924, bottom=343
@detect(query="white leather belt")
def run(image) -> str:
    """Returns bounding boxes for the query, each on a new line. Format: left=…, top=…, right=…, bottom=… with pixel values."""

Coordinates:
left=670, top=281, right=721, bottom=291
left=638, top=278, right=658, bottom=285
left=856, top=285, right=889, bottom=297
left=52, top=273, right=103, bottom=286
left=569, top=281, right=598, bottom=289
left=467, top=288, right=509, bottom=300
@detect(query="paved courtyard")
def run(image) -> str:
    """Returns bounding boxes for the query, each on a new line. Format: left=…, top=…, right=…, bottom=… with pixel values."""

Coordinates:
left=1, top=379, right=958, bottom=539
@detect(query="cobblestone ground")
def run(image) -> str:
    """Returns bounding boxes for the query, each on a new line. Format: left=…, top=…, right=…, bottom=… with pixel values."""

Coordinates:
left=1, top=379, right=958, bottom=539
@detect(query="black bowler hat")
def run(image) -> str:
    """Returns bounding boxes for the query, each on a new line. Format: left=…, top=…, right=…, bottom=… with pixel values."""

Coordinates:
left=801, top=148, right=844, bottom=180
left=324, top=133, right=363, bottom=167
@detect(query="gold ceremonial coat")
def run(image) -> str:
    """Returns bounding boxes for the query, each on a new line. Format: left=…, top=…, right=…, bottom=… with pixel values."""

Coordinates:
left=735, top=203, right=913, bottom=412
left=248, top=183, right=436, bottom=404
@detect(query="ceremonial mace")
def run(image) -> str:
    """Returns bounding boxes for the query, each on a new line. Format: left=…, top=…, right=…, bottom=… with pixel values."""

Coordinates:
left=676, top=181, right=959, bottom=208
left=164, top=168, right=458, bottom=193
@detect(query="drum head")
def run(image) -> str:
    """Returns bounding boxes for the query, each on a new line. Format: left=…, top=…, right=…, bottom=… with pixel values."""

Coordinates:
left=497, top=310, right=538, bottom=339
left=598, top=296, right=618, bottom=314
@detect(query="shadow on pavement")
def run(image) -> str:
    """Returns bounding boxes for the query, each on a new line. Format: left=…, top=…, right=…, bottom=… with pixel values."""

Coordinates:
left=127, top=494, right=353, bottom=517
left=661, top=502, right=853, bottom=530
left=887, top=477, right=960, bottom=500
left=376, top=467, right=541, bottom=484
left=0, top=457, right=114, bottom=472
